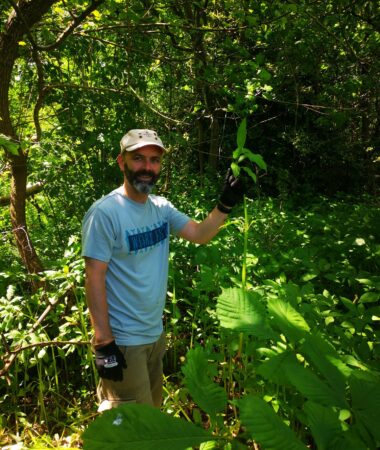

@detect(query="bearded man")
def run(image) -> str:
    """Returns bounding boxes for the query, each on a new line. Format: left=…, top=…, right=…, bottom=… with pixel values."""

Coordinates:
left=81, top=129, right=245, bottom=411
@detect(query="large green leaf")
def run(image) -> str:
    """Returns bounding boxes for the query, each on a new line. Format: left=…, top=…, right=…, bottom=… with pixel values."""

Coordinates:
left=182, top=346, right=227, bottom=418
left=267, top=298, right=310, bottom=341
left=256, top=350, right=296, bottom=385
left=239, top=395, right=308, bottom=450
left=241, top=148, right=267, bottom=170
left=216, top=288, right=275, bottom=338
left=350, top=370, right=380, bottom=441
left=236, top=118, right=247, bottom=149
left=241, top=165, right=257, bottom=183
left=301, top=333, right=351, bottom=395
left=285, top=360, right=348, bottom=408
left=82, top=403, right=215, bottom=450
left=303, top=401, right=343, bottom=449
left=304, top=401, right=367, bottom=450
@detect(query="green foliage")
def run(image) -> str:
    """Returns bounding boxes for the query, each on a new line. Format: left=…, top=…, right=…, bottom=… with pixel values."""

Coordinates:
left=1, top=0, right=380, bottom=446
left=0, top=134, right=19, bottom=155
left=216, top=288, right=273, bottom=338
left=2, top=193, right=379, bottom=448
left=239, top=396, right=308, bottom=450
left=82, top=403, right=215, bottom=450
left=182, top=346, right=227, bottom=420
left=231, top=119, right=267, bottom=184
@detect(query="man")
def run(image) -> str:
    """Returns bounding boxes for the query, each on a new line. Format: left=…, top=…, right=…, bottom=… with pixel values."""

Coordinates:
left=82, top=129, right=245, bottom=411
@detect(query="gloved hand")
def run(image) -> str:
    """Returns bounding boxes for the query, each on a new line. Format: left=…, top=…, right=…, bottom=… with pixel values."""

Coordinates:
left=95, top=341, right=127, bottom=382
left=217, top=168, right=246, bottom=213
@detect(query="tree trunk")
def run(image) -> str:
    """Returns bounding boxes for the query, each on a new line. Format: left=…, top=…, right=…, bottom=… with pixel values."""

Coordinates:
left=9, top=153, right=44, bottom=275
left=0, top=0, right=57, bottom=277
left=1, top=0, right=103, bottom=278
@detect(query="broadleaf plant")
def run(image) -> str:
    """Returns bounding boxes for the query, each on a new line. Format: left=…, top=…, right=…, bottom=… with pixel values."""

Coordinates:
left=82, top=403, right=216, bottom=450
left=238, top=395, right=308, bottom=450
left=181, top=346, right=228, bottom=421
left=231, top=118, right=267, bottom=180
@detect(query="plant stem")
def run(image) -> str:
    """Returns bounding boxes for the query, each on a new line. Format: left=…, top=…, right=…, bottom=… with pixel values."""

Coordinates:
left=242, top=195, right=249, bottom=289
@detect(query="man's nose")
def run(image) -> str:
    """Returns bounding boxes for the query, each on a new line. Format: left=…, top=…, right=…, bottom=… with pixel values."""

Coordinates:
left=143, top=159, right=152, bottom=171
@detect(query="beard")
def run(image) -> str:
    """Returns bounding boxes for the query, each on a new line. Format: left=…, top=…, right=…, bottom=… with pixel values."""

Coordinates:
left=123, top=164, right=159, bottom=195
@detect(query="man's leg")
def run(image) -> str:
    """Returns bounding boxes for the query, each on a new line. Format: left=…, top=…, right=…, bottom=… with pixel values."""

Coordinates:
left=97, top=333, right=166, bottom=411
left=147, top=332, right=166, bottom=407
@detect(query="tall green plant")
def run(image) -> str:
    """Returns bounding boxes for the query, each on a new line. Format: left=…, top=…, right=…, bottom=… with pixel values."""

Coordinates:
left=229, top=118, right=267, bottom=288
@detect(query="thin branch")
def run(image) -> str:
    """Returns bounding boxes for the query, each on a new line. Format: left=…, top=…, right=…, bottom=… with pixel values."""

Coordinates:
left=37, top=0, right=105, bottom=51
left=9, top=339, right=90, bottom=354
left=0, top=181, right=45, bottom=207
left=44, top=82, right=189, bottom=125
left=0, top=337, right=90, bottom=378
left=76, top=22, right=247, bottom=33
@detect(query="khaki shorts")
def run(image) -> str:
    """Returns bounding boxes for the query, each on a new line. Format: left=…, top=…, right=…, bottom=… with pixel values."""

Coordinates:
left=97, top=332, right=166, bottom=412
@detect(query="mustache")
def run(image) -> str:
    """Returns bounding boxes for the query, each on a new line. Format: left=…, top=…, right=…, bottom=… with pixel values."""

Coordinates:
left=134, top=170, right=156, bottom=178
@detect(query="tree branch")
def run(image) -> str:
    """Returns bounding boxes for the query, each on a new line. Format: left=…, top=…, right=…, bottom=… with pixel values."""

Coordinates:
left=0, top=337, right=90, bottom=378
left=0, top=181, right=45, bottom=207
left=44, top=82, right=188, bottom=125
left=37, top=0, right=105, bottom=51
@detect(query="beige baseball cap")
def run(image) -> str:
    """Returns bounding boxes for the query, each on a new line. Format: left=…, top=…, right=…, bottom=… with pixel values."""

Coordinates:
left=120, top=129, right=165, bottom=153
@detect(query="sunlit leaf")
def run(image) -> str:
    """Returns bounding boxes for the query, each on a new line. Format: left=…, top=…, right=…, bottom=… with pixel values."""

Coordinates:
left=216, top=288, right=275, bottom=338
left=267, top=298, right=310, bottom=341
left=236, top=118, right=247, bottom=149
left=359, top=292, right=379, bottom=303
left=82, top=403, right=215, bottom=450
left=241, top=149, right=267, bottom=170
left=182, top=346, right=227, bottom=418
left=231, top=161, right=240, bottom=177
left=0, top=134, right=19, bottom=155
left=301, top=333, right=351, bottom=394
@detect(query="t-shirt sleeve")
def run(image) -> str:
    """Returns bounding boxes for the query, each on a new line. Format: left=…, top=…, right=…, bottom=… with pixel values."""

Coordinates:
left=81, top=208, right=115, bottom=262
left=165, top=200, right=191, bottom=235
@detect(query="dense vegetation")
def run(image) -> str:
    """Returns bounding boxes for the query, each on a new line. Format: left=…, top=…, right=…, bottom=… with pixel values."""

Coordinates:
left=0, top=1, right=379, bottom=449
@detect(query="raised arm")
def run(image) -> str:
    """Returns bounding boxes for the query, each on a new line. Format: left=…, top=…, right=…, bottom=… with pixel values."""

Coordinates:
left=177, top=207, right=228, bottom=244
left=178, top=168, right=246, bottom=245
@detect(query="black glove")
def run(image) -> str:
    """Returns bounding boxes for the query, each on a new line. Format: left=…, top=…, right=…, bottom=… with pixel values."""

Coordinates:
left=95, top=341, right=127, bottom=382
left=217, top=168, right=246, bottom=213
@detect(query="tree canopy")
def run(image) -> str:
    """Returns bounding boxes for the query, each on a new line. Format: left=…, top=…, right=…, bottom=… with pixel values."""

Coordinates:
left=0, top=0, right=379, bottom=271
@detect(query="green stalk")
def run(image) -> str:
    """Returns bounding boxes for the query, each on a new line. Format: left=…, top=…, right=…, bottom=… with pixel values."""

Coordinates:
left=238, top=195, right=249, bottom=359
left=242, top=195, right=249, bottom=289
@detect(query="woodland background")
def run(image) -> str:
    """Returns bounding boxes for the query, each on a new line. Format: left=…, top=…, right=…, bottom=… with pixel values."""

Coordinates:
left=0, top=1, right=379, bottom=449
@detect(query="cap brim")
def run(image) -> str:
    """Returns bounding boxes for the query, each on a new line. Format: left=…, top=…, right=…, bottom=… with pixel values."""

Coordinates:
left=122, top=142, right=165, bottom=152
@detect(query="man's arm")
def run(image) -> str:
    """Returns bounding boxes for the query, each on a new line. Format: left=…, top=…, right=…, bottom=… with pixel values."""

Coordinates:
left=177, top=207, right=228, bottom=244
left=84, top=257, right=114, bottom=347
left=178, top=168, right=246, bottom=245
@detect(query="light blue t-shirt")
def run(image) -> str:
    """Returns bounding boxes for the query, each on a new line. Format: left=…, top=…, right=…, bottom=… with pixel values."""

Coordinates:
left=81, top=186, right=190, bottom=346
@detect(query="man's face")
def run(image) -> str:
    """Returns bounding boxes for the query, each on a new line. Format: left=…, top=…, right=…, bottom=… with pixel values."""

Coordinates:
left=121, top=146, right=163, bottom=195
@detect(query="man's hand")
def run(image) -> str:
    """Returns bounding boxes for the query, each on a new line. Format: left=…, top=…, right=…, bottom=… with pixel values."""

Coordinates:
left=217, top=168, right=246, bottom=213
left=95, top=341, right=127, bottom=382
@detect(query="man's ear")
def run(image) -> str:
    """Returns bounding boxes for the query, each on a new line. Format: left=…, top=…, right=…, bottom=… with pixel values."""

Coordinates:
left=117, top=153, right=125, bottom=171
